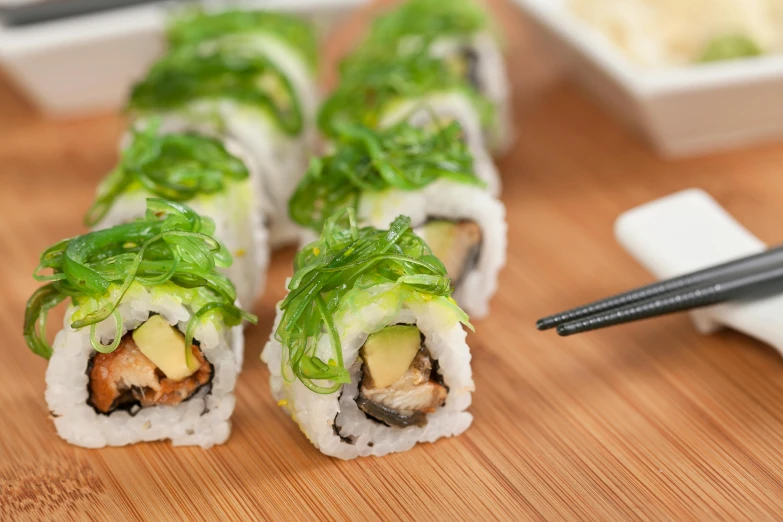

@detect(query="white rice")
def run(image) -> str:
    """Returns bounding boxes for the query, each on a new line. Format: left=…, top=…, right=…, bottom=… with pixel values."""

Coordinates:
left=356, top=179, right=507, bottom=319
left=45, top=285, right=242, bottom=449
left=379, top=91, right=502, bottom=196
left=261, top=287, right=474, bottom=459
left=96, top=140, right=268, bottom=311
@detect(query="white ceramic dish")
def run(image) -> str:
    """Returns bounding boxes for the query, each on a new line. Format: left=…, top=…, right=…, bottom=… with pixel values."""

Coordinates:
left=512, top=0, right=783, bottom=158
left=0, top=0, right=367, bottom=117
left=616, top=189, right=783, bottom=358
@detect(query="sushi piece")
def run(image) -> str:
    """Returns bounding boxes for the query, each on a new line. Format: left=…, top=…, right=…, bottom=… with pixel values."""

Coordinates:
left=129, top=10, right=319, bottom=246
left=166, top=9, right=319, bottom=124
left=361, top=0, right=512, bottom=154
left=24, top=199, right=256, bottom=448
left=261, top=210, right=475, bottom=459
left=319, top=51, right=502, bottom=196
left=290, top=121, right=506, bottom=318
left=86, top=122, right=268, bottom=310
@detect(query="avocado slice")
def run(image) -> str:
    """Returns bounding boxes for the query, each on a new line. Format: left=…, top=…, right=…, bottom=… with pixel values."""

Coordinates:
left=361, top=325, right=422, bottom=388
left=132, top=315, right=200, bottom=381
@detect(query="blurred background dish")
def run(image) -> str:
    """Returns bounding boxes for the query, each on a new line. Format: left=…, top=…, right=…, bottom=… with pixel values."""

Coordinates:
left=0, top=0, right=368, bottom=117
left=512, top=0, right=783, bottom=157
left=568, top=0, right=782, bottom=68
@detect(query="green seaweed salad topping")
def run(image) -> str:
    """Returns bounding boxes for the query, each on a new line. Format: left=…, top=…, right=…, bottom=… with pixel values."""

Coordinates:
left=129, top=40, right=302, bottom=135
left=25, top=199, right=256, bottom=359
left=167, top=9, right=319, bottom=71
left=276, top=209, right=470, bottom=394
left=318, top=50, right=494, bottom=137
left=85, top=122, right=249, bottom=226
left=366, top=0, right=489, bottom=50
left=289, top=120, right=485, bottom=232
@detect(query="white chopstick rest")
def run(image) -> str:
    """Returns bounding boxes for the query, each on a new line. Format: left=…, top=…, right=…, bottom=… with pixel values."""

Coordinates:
left=615, top=188, right=783, bottom=357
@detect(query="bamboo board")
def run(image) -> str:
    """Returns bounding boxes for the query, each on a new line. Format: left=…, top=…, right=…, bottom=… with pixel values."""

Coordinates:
left=2, top=1, right=783, bottom=520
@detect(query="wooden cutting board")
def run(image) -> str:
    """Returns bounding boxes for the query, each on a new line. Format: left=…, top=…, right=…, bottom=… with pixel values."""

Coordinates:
left=2, top=1, right=783, bottom=520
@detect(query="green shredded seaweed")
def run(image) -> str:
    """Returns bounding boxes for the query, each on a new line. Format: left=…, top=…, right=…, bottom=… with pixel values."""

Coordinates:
left=699, top=34, right=763, bottom=63
left=318, top=50, right=494, bottom=137
left=128, top=40, right=302, bottom=135
left=167, top=9, right=319, bottom=71
left=24, top=199, right=256, bottom=359
left=365, top=0, right=489, bottom=52
left=347, top=0, right=497, bottom=93
left=275, top=209, right=470, bottom=394
left=85, top=121, right=249, bottom=227
left=289, top=120, right=484, bottom=232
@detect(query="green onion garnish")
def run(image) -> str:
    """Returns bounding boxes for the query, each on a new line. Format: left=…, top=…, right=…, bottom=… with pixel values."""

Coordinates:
left=24, top=199, right=256, bottom=359
left=85, top=121, right=250, bottom=227
left=289, top=120, right=485, bottom=232
left=275, top=209, right=469, bottom=394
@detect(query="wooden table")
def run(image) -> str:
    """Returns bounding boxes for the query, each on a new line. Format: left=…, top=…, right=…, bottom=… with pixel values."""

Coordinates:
left=3, top=2, right=783, bottom=520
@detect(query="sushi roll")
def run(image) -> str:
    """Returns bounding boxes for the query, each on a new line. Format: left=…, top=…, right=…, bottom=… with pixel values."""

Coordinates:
left=24, top=199, right=256, bottom=448
left=290, top=121, right=506, bottom=318
left=261, top=210, right=475, bottom=459
left=166, top=9, right=319, bottom=125
left=129, top=10, right=319, bottom=246
left=362, top=0, right=512, bottom=154
left=319, top=51, right=502, bottom=196
left=86, top=123, right=268, bottom=310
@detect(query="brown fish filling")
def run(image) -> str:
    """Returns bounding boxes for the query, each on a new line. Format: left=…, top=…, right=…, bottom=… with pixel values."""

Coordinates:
left=415, top=219, right=482, bottom=288
left=356, top=325, right=447, bottom=428
left=88, top=333, right=212, bottom=414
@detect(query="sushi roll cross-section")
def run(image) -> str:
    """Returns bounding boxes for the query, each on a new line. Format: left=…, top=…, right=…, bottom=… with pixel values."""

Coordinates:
left=24, top=199, right=256, bottom=448
left=290, top=121, right=507, bottom=318
left=262, top=210, right=475, bottom=459
left=87, top=122, right=268, bottom=310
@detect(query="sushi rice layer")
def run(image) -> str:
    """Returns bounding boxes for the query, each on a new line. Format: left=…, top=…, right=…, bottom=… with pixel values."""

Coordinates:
left=262, top=285, right=474, bottom=459
left=45, top=284, right=243, bottom=449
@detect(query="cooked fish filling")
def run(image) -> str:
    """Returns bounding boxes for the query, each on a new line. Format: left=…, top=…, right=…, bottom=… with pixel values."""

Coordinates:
left=415, top=219, right=482, bottom=288
left=357, top=326, right=448, bottom=428
left=87, top=334, right=212, bottom=414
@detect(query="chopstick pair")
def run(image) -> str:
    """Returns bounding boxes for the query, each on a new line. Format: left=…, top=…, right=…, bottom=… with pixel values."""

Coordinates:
left=537, top=245, right=783, bottom=336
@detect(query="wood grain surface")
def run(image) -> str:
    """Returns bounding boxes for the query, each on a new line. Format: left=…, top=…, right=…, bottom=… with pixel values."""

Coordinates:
left=3, top=1, right=783, bottom=520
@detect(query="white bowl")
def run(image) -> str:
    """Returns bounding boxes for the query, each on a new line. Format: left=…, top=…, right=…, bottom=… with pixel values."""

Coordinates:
left=0, top=0, right=367, bottom=117
left=511, top=0, right=783, bottom=158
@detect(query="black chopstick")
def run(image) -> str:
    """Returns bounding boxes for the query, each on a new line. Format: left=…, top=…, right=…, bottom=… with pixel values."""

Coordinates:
left=555, top=263, right=783, bottom=336
left=0, top=0, right=166, bottom=27
left=536, top=244, right=783, bottom=331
